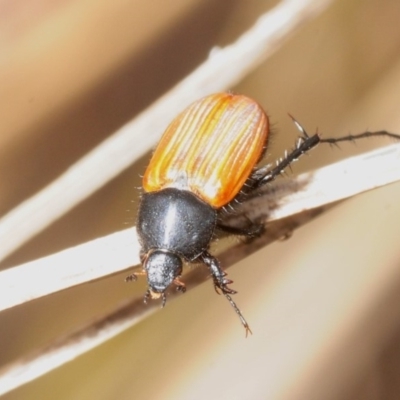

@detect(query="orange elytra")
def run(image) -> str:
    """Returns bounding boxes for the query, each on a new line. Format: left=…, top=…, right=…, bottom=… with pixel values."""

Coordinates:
left=143, top=92, right=269, bottom=208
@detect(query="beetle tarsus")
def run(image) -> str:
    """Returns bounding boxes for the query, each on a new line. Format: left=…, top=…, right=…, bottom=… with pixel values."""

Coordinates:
left=200, top=252, right=249, bottom=334
left=214, top=280, right=237, bottom=295
left=126, top=269, right=146, bottom=283
left=223, top=293, right=252, bottom=337
left=125, top=273, right=137, bottom=282
left=320, top=130, right=400, bottom=143
left=174, top=277, right=187, bottom=293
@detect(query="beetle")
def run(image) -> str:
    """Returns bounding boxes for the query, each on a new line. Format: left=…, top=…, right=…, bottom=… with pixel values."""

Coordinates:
left=127, top=92, right=400, bottom=335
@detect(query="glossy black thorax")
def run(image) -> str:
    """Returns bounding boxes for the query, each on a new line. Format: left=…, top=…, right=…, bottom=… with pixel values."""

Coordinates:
left=137, top=188, right=217, bottom=260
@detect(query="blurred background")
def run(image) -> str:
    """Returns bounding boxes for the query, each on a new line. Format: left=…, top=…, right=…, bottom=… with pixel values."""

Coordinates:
left=1, top=0, right=400, bottom=399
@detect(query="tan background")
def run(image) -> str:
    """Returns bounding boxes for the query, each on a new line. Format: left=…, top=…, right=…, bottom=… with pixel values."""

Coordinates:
left=1, top=0, right=400, bottom=399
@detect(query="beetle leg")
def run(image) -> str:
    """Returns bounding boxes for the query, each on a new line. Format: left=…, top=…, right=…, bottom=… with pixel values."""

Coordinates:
left=125, top=273, right=137, bottom=282
left=126, top=252, right=147, bottom=282
left=125, top=269, right=145, bottom=283
left=201, top=252, right=252, bottom=336
left=173, top=277, right=187, bottom=293
left=249, top=126, right=320, bottom=190
left=201, top=252, right=237, bottom=295
left=217, top=222, right=264, bottom=238
left=250, top=116, right=400, bottom=191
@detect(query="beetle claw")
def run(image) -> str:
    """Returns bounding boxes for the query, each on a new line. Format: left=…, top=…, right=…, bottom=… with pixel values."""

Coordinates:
left=125, top=273, right=137, bottom=282
left=173, top=277, right=186, bottom=294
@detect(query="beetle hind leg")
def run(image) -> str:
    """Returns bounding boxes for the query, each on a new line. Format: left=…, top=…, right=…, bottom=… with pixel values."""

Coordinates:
left=249, top=123, right=321, bottom=191
left=248, top=117, right=400, bottom=193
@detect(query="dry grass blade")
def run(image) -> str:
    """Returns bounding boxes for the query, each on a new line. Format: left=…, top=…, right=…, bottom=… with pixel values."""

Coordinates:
left=0, top=142, right=399, bottom=396
left=0, top=0, right=334, bottom=263
left=0, top=142, right=399, bottom=314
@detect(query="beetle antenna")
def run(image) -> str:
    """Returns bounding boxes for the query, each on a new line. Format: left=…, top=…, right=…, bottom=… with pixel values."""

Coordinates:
left=223, top=293, right=252, bottom=337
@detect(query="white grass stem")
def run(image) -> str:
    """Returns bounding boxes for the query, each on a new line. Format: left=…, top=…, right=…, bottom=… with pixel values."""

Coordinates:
left=0, top=0, right=334, bottom=263
left=0, top=142, right=399, bottom=314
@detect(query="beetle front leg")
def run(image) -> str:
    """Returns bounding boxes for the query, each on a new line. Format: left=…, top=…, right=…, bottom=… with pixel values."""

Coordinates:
left=173, top=277, right=187, bottom=293
left=201, top=252, right=237, bottom=295
left=125, top=251, right=148, bottom=282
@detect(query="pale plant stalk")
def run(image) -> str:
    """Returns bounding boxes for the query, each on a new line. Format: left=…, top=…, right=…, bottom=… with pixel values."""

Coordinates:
left=0, top=143, right=399, bottom=313
left=0, top=143, right=399, bottom=397
left=0, top=0, right=335, bottom=263
left=5, top=0, right=398, bottom=397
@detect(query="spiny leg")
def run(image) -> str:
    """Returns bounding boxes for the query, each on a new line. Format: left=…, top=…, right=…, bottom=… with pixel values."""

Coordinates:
left=173, top=277, right=187, bottom=293
left=201, top=251, right=236, bottom=295
left=217, top=222, right=264, bottom=238
left=125, top=269, right=146, bottom=282
left=125, top=252, right=148, bottom=282
left=249, top=119, right=320, bottom=190
left=248, top=116, right=400, bottom=191
left=201, top=252, right=252, bottom=336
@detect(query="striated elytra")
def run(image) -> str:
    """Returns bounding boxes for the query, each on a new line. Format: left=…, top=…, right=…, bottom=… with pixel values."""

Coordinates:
left=143, top=93, right=269, bottom=207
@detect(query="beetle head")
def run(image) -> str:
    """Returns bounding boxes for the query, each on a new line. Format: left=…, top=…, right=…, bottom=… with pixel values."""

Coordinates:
left=143, top=250, right=182, bottom=299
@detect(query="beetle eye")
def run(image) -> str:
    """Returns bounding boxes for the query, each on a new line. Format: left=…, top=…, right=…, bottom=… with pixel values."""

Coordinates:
left=144, top=251, right=182, bottom=293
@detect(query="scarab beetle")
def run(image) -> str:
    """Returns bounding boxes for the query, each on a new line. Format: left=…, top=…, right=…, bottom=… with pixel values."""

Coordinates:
left=127, top=92, right=400, bottom=334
